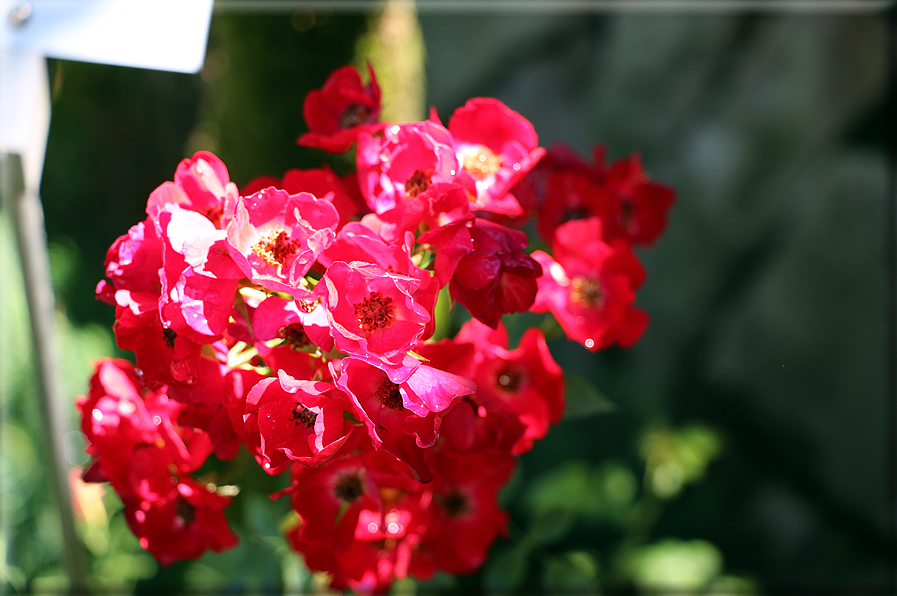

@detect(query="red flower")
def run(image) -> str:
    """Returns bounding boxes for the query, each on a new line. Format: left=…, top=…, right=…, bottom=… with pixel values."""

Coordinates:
left=284, top=442, right=426, bottom=595
left=530, top=144, right=675, bottom=247
left=355, top=120, right=460, bottom=217
left=242, top=165, right=370, bottom=231
left=100, top=218, right=164, bottom=300
left=603, top=152, right=676, bottom=246
left=298, top=64, right=382, bottom=154
left=412, top=448, right=514, bottom=577
left=321, top=222, right=441, bottom=338
left=77, top=359, right=212, bottom=501
left=531, top=216, right=649, bottom=350
left=122, top=477, right=238, bottom=566
left=336, top=357, right=446, bottom=483
left=226, top=187, right=339, bottom=296
left=447, top=98, right=545, bottom=216
left=453, top=319, right=565, bottom=455
left=249, top=294, right=334, bottom=354
left=244, top=370, right=354, bottom=469
left=419, top=217, right=542, bottom=328
left=317, top=261, right=430, bottom=365
left=146, top=151, right=238, bottom=228
left=156, top=205, right=242, bottom=344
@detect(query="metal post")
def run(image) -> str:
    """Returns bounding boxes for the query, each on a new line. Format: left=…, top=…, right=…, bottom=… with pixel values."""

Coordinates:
left=1, top=153, right=87, bottom=593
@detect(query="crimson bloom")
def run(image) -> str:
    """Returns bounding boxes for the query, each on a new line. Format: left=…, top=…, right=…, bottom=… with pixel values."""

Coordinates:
left=249, top=294, right=334, bottom=353
left=156, top=205, right=243, bottom=344
left=298, top=64, right=382, bottom=154
left=355, top=120, right=460, bottom=217
left=411, top=447, right=514, bottom=577
left=244, top=370, right=354, bottom=469
left=420, top=217, right=542, bottom=328
left=146, top=151, right=238, bottom=228
left=242, top=165, right=370, bottom=231
left=226, top=187, right=339, bottom=296
left=336, top=357, right=450, bottom=483
left=453, top=319, right=565, bottom=455
left=531, top=144, right=676, bottom=247
left=447, top=97, right=545, bottom=215
left=531, top=216, right=649, bottom=351
left=317, top=261, right=431, bottom=365
left=77, top=359, right=212, bottom=502
left=602, top=151, right=677, bottom=246
left=121, top=477, right=238, bottom=566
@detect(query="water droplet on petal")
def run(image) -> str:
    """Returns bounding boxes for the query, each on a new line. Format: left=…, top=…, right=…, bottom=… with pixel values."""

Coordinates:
left=368, top=522, right=378, bottom=533
left=152, top=415, right=162, bottom=425
left=585, top=338, right=595, bottom=349
left=92, top=409, right=103, bottom=421
left=388, top=522, right=399, bottom=534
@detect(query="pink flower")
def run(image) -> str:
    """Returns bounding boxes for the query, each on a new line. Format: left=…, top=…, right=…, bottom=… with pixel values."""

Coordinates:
left=356, top=121, right=460, bottom=217
left=250, top=294, right=334, bottom=353
left=320, top=224, right=440, bottom=339
left=226, top=187, right=339, bottom=296
left=447, top=98, right=545, bottom=215
left=317, top=261, right=430, bottom=365
left=243, top=165, right=370, bottom=231
left=336, top=357, right=445, bottom=483
left=298, top=64, right=382, bottom=154
left=146, top=151, right=238, bottom=228
left=156, top=206, right=242, bottom=344
left=101, top=218, right=164, bottom=299
left=531, top=216, right=649, bottom=350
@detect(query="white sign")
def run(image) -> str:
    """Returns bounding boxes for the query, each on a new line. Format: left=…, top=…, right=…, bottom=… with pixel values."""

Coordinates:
left=1, top=0, right=215, bottom=73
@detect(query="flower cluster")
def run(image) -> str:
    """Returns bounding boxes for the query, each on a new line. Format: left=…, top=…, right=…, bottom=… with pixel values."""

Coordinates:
left=77, top=65, right=674, bottom=593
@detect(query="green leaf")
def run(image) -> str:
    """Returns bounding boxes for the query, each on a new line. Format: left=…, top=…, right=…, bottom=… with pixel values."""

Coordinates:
left=483, top=541, right=531, bottom=594
left=542, top=551, right=600, bottom=594
left=563, top=374, right=616, bottom=420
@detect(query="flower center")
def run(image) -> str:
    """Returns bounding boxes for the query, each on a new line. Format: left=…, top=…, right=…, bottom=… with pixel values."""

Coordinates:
left=175, top=497, right=196, bottom=528
left=279, top=322, right=311, bottom=350
left=198, top=205, right=224, bottom=227
left=252, top=229, right=299, bottom=269
left=496, top=368, right=523, bottom=393
left=334, top=473, right=364, bottom=503
left=405, top=167, right=433, bottom=198
left=339, top=103, right=372, bottom=129
left=562, top=206, right=589, bottom=223
left=163, top=327, right=177, bottom=349
left=570, top=276, right=603, bottom=308
left=354, top=291, right=396, bottom=335
left=620, top=198, right=634, bottom=226
left=375, top=380, right=404, bottom=411
left=438, top=489, right=470, bottom=517
left=290, top=404, right=317, bottom=429
left=463, top=145, right=501, bottom=179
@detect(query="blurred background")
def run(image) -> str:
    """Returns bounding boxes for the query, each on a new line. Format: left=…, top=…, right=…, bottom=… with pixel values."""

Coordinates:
left=1, top=1, right=893, bottom=594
